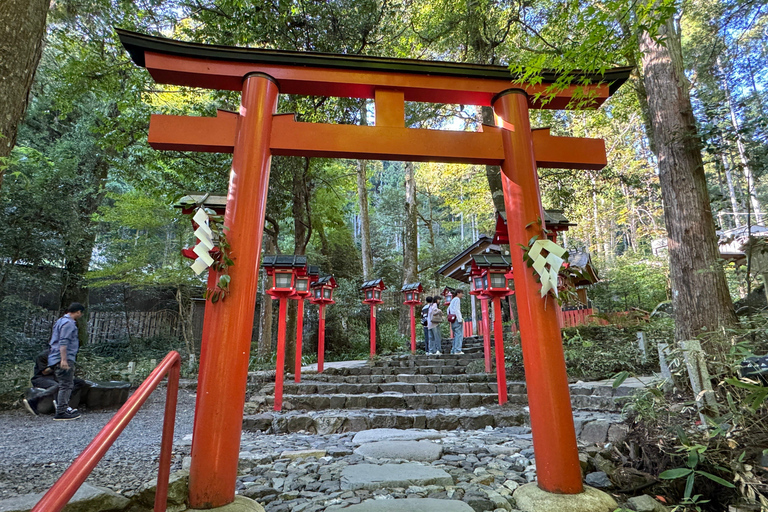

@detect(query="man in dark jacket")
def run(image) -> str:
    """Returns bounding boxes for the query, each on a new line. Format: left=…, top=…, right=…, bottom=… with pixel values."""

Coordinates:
left=47, top=303, right=85, bottom=420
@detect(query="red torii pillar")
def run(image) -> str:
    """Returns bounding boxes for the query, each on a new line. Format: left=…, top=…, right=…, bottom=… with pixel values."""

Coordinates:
left=494, top=89, right=582, bottom=494
left=188, top=73, right=279, bottom=508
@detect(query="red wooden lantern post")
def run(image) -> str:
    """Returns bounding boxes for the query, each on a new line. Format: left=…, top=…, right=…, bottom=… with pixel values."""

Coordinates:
left=361, top=279, right=386, bottom=358
left=401, top=282, right=424, bottom=354
left=262, top=255, right=306, bottom=412
left=471, top=254, right=512, bottom=405
left=309, top=275, right=337, bottom=373
left=291, top=265, right=318, bottom=383
left=470, top=272, right=492, bottom=373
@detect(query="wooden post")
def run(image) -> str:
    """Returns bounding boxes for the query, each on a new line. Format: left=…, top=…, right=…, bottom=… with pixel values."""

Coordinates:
left=493, top=89, right=582, bottom=495
left=188, top=73, right=279, bottom=508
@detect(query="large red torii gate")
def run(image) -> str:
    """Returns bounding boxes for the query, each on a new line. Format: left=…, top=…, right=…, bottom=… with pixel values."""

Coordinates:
left=118, top=30, right=630, bottom=509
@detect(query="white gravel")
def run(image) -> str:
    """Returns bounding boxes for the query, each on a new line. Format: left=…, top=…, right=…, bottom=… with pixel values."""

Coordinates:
left=0, top=388, right=196, bottom=500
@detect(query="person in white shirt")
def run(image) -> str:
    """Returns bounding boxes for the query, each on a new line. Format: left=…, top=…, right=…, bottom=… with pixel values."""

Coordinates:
left=447, top=290, right=465, bottom=354
left=421, top=296, right=432, bottom=353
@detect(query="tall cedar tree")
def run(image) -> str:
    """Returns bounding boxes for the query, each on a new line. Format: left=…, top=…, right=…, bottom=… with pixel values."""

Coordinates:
left=0, top=0, right=49, bottom=189
left=639, top=16, right=737, bottom=340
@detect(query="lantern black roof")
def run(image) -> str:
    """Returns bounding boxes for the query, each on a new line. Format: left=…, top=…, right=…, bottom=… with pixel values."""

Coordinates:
left=261, top=254, right=307, bottom=269
left=471, top=254, right=511, bottom=269
left=307, top=265, right=320, bottom=276
left=401, top=282, right=422, bottom=292
left=361, top=278, right=385, bottom=290
left=312, top=275, right=338, bottom=288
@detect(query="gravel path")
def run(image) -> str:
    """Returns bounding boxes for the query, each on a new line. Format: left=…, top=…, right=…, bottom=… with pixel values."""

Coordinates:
left=0, top=388, right=196, bottom=500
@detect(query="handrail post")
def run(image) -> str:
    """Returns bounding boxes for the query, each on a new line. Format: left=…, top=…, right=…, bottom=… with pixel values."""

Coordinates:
left=154, top=358, right=180, bottom=512
left=31, top=351, right=181, bottom=512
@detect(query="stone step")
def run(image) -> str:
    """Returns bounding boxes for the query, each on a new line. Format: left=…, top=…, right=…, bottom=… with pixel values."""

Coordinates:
left=262, top=392, right=522, bottom=411
left=256, top=381, right=528, bottom=396
left=249, top=390, right=621, bottom=413
left=241, top=406, right=625, bottom=443
left=258, top=372, right=502, bottom=385
left=327, top=498, right=475, bottom=512
left=323, top=365, right=476, bottom=376
left=242, top=406, right=531, bottom=434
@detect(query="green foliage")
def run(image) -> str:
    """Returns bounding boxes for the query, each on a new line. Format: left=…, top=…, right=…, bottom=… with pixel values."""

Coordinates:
left=559, top=325, right=662, bottom=381
left=590, top=254, right=670, bottom=313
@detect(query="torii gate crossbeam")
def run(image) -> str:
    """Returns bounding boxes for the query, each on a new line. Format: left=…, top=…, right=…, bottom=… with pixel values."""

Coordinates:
left=118, top=29, right=630, bottom=509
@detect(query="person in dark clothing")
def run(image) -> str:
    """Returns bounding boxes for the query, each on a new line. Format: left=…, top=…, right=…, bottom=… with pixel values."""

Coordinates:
left=47, top=303, right=85, bottom=420
left=23, top=350, right=86, bottom=416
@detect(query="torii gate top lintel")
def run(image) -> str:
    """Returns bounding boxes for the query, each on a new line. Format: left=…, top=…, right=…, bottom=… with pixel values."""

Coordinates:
left=117, top=29, right=630, bottom=109
left=118, top=29, right=629, bottom=167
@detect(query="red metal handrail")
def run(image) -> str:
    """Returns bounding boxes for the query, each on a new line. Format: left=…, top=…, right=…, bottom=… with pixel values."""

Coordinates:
left=32, top=351, right=181, bottom=512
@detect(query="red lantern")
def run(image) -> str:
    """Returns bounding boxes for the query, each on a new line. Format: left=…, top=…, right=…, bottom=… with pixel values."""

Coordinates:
left=309, top=275, right=337, bottom=374
left=361, top=278, right=386, bottom=358
left=402, top=282, right=424, bottom=353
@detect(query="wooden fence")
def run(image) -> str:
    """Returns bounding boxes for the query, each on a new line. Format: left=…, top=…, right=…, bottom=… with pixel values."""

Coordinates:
left=22, top=310, right=186, bottom=345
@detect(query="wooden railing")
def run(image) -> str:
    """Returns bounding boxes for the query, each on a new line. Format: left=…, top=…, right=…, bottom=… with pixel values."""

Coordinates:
left=31, top=352, right=181, bottom=512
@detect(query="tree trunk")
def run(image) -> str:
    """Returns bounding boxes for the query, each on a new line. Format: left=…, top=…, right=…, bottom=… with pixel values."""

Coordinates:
left=357, top=159, right=373, bottom=280
left=639, top=18, right=737, bottom=342
left=720, top=60, right=763, bottom=224
left=258, top=235, right=276, bottom=356
left=356, top=99, right=374, bottom=280
left=59, top=157, right=110, bottom=344
left=719, top=151, right=743, bottom=228
left=480, top=106, right=506, bottom=213
left=0, top=0, right=49, bottom=189
left=285, top=157, right=312, bottom=372
left=400, top=161, right=419, bottom=336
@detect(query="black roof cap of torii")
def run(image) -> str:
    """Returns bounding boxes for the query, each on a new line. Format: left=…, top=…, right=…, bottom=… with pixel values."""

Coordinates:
left=116, top=29, right=632, bottom=96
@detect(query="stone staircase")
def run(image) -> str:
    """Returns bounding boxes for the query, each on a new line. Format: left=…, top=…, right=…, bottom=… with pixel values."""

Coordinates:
left=242, top=336, right=634, bottom=442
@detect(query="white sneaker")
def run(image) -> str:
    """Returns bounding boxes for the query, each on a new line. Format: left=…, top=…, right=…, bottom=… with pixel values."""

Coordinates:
left=456, top=351, right=465, bottom=355
left=435, top=351, right=442, bottom=355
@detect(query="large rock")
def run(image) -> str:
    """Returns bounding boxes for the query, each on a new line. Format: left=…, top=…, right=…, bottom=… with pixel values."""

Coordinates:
left=626, top=494, right=669, bottom=512
left=134, top=470, right=189, bottom=508
left=354, top=441, right=443, bottom=462
left=187, top=495, right=265, bottom=512
left=513, top=483, right=617, bottom=512
left=340, top=463, right=453, bottom=490
left=314, top=415, right=345, bottom=435
left=326, top=498, right=473, bottom=512
left=585, top=471, right=612, bottom=489
left=352, top=428, right=443, bottom=444
left=0, top=483, right=129, bottom=512
left=579, top=420, right=611, bottom=444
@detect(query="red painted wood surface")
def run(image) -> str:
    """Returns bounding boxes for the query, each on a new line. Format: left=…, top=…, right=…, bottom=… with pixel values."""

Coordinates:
left=495, top=89, right=583, bottom=494
left=188, top=74, right=279, bottom=509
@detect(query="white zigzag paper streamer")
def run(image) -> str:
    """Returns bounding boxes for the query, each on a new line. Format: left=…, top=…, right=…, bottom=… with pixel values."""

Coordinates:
left=529, top=239, right=567, bottom=298
left=190, top=208, right=215, bottom=275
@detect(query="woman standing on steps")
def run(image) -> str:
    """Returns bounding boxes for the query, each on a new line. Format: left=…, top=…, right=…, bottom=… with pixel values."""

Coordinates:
left=427, top=296, right=443, bottom=355
left=421, top=296, right=432, bottom=353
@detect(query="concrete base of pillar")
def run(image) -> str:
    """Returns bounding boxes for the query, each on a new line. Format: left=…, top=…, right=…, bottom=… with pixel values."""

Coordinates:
left=186, top=496, right=265, bottom=512
left=513, top=483, right=617, bottom=512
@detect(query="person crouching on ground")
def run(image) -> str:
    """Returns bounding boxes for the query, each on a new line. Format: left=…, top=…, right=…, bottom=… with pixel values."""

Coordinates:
left=48, top=303, right=85, bottom=420
left=23, top=350, right=87, bottom=416
left=427, top=296, right=443, bottom=355
left=448, top=289, right=465, bottom=354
